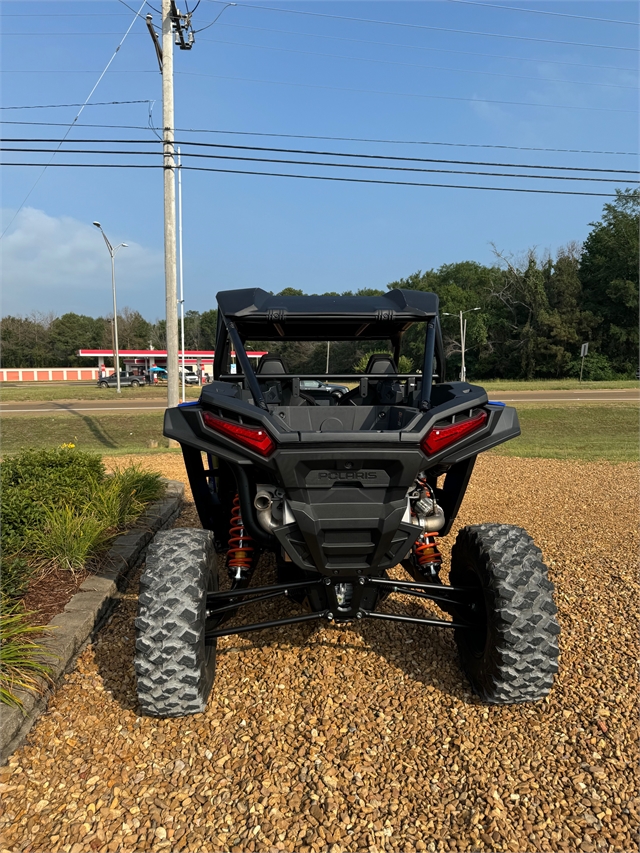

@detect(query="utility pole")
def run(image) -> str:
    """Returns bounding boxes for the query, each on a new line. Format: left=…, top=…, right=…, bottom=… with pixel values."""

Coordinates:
left=177, top=147, right=186, bottom=403
left=147, top=2, right=194, bottom=409
left=162, top=0, right=179, bottom=410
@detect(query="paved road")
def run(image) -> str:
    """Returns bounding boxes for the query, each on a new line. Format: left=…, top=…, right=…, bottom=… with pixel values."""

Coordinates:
left=0, top=401, right=168, bottom=414
left=487, top=389, right=639, bottom=403
left=1, top=388, right=638, bottom=414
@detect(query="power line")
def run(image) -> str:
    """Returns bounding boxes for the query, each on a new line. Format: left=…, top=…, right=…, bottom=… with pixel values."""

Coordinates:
left=0, top=100, right=153, bottom=110
left=215, top=24, right=637, bottom=72
left=215, top=1, right=639, bottom=52
left=3, top=47, right=635, bottom=91
left=4, top=147, right=636, bottom=184
left=1, top=32, right=149, bottom=36
left=8, top=21, right=636, bottom=73
left=0, top=12, right=131, bottom=16
left=5, top=74, right=634, bottom=115
left=6, top=139, right=636, bottom=174
left=214, top=22, right=638, bottom=74
left=3, top=120, right=637, bottom=157
left=0, top=2, right=147, bottom=241
left=0, top=161, right=619, bottom=196
left=193, top=1, right=237, bottom=33
left=175, top=70, right=639, bottom=113
left=192, top=36, right=639, bottom=91
left=116, top=0, right=157, bottom=25
left=0, top=71, right=158, bottom=74
left=447, top=1, right=639, bottom=27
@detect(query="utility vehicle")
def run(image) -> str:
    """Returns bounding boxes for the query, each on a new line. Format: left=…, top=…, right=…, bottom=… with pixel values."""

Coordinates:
left=135, top=288, right=560, bottom=717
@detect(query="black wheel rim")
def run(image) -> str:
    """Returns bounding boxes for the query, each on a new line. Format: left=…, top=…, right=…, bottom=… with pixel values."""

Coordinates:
left=461, top=570, right=488, bottom=658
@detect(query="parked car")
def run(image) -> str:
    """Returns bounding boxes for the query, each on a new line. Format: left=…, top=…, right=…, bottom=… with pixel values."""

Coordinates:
left=181, top=369, right=200, bottom=385
left=97, top=372, right=144, bottom=388
left=299, top=378, right=350, bottom=402
left=150, top=368, right=200, bottom=385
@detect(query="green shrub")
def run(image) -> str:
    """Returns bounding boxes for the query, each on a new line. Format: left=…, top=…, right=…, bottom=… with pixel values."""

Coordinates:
left=0, top=600, right=53, bottom=708
left=0, top=555, right=35, bottom=600
left=1, top=447, right=105, bottom=544
left=94, top=467, right=164, bottom=530
left=26, top=505, right=113, bottom=573
left=567, top=352, right=617, bottom=381
left=1, top=448, right=165, bottom=579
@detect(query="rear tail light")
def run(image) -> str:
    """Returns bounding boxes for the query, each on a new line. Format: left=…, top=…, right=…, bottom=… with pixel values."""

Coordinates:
left=421, top=410, right=488, bottom=456
left=202, top=412, right=276, bottom=457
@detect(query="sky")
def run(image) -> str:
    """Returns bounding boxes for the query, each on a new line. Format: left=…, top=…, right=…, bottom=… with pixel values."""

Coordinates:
left=1, top=0, right=638, bottom=321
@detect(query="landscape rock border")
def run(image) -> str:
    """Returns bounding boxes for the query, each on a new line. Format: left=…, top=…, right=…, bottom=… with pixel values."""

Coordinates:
left=0, top=479, right=185, bottom=764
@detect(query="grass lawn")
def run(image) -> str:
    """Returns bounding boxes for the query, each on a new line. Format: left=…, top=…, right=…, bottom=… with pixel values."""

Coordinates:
left=490, top=404, right=639, bottom=463
left=0, top=411, right=176, bottom=456
left=0, top=384, right=201, bottom=403
left=1, top=379, right=638, bottom=403
left=481, top=379, right=638, bottom=392
left=2, top=402, right=637, bottom=462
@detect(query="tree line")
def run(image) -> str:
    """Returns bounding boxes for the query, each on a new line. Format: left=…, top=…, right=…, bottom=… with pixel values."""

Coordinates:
left=2, top=190, right=637, bottom=380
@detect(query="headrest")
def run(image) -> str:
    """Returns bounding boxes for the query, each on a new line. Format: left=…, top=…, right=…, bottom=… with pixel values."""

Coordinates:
left=256, top=354, right=288, bottom=375
left=366, top=353, right=398, bottom=374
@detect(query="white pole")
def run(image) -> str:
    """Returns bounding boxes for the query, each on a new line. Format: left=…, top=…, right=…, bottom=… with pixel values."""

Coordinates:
left=459, top=310, right=465, bottom=382
left=162, top=0, right=179, bottom=410
left=111, top=250, right=121, bottom=394
left=326, top=341, right=330, bottom=373
left=178, top=147, right=186, bottom=402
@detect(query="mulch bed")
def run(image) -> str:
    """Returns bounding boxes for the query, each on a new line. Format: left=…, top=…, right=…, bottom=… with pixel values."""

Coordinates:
left=21, top=566, right=90, bottom=626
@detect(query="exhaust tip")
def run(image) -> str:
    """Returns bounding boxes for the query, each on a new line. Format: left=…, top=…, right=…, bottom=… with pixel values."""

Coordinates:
left=254, top=492, right=272, bottom=511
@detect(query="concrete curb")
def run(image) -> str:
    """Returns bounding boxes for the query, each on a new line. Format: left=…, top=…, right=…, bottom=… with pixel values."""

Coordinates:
left=0, top=479, right=185, bottom=764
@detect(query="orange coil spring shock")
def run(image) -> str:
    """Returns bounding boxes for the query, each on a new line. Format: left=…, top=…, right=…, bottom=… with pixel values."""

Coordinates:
left=227, top=493, right=255, bottom=578
left=414, top=530, right=442, bottom=571
left=411, top=477, right=442, bottom=572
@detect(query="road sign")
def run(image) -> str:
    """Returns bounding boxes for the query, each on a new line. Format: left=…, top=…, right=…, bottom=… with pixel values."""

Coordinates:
left=580, top=342, right=589, bottom=358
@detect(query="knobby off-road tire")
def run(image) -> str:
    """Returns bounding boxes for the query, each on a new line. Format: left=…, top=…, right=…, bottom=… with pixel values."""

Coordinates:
left=135, top=529, right=217, bottom=717
left=450, top=524, right=560, bottom=704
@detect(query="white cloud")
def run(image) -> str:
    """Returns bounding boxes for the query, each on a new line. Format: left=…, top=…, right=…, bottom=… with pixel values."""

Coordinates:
left=0, top=208, right=163, bottom=317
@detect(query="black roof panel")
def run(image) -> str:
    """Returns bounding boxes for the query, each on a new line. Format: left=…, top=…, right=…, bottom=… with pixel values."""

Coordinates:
left=216, top=288, right=438, bottom=341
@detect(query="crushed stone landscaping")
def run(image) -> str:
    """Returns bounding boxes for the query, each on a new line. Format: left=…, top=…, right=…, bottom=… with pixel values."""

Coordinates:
left=0, top=454, right=637, bottom=853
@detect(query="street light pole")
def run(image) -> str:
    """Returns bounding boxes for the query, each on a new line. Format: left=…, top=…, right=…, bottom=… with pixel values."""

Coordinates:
left=459, top=311, right=465, bottom=383
left=443, top=307, right=481, bottom=382
left=93, top=222, right=127, bottom=394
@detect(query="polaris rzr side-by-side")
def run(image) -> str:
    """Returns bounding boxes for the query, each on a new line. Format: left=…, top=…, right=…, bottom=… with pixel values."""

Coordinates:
left=135, top=288, right=560, bottom=717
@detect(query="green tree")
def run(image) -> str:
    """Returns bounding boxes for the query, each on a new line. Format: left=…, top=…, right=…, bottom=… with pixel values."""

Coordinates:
left=0, top=314, right=54, bottom=368
left=182, top=310, right=202, bottom=350
left=150, top=318, right=166, bottom=350
left=199, top=309, right=218, bottom=350
left=579, top=188, right=639, bottom=375
left=388, top=261, right=496, bottom=380
left=277, top=287, right=304, bottom=296
left=48, top=313, right=106, bottom=366
left=116, top=308, right=152, bottom=350
left=353, top=351, right=413, bottom=373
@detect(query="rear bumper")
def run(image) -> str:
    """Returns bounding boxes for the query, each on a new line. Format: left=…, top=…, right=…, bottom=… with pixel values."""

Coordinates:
left=164, top=388, right=520, bottom=574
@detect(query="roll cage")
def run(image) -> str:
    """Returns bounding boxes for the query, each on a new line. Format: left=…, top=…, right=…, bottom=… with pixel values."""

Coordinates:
left=212, top=288, right=446, bottom=410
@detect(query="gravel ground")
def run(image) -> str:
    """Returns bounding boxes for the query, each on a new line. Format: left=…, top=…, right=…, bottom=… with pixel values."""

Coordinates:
left=1, top=454, right=638, bottom=853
